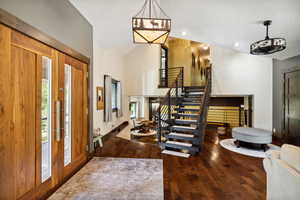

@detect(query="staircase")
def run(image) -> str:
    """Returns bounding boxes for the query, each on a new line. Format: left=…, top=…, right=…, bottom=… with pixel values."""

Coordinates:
left=155, top=67, right=211, bottom=158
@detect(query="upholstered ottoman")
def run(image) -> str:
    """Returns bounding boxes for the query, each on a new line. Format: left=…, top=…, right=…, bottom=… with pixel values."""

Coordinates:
left=232, top=127, right=272, bottom=151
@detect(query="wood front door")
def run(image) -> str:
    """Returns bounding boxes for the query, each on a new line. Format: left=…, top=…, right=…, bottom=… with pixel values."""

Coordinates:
left=284, top=70, right=300, bottom=146
left=0, top=24, right=89, bottom=200
left=57, top=52, right=88, bottom=182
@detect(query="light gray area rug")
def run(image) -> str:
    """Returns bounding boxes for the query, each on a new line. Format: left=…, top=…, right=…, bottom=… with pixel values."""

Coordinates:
left=220, top=138, right=280, bottom=158
left=49, top=157, right=164, bottom=200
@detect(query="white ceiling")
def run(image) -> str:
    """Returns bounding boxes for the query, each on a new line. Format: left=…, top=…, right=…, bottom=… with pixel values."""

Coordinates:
left=71, top=0, right=300, bottom=60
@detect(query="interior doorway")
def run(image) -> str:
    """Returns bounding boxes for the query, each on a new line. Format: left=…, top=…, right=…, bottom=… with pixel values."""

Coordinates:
left=284, top=69, right=300, bottom=146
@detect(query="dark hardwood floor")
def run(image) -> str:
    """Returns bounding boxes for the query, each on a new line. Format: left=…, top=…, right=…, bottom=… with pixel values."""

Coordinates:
left=95, top=127, right=266, bottom=200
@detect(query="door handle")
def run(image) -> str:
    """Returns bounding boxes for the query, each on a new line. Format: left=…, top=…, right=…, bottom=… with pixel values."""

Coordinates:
left=56, top=100, right=61, bottom=141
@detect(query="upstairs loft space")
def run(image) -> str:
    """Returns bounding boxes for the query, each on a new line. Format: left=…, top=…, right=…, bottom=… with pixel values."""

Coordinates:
left=159, top=37, right=211, bottom=88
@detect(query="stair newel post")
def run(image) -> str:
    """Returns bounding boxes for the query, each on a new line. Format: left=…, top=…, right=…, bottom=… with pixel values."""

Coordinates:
left=181, top=68, right=184, bottom=92
left=157, top=104, right=162, bottom=144
left=175, top=78, right=178, bottom=98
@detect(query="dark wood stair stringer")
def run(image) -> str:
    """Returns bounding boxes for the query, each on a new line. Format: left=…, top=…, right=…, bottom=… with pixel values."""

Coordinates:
left=154, top=66, right=212, bottom=157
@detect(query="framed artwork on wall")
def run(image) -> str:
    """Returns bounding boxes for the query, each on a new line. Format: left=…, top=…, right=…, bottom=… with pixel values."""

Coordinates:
left=96, top=86, right=104, bottom=110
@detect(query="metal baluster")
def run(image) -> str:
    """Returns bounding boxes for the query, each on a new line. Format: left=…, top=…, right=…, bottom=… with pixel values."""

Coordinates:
left=168, top=91, right=171, bottom=121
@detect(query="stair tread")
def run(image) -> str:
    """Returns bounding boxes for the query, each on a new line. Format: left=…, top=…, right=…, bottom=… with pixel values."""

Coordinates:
left=182, top=100, right=201, bottom=102
left=182, top=93, right=203, bottom=97
left=166, top=141, right=192, bottom=147
left=181, top=103, right=201, bottom=105
left=162, top=150, right=190, bottom=158
left=175, top=119, right=197, bottom=123
left=172, top=125, right=196, bottom=130
left=175, top=108, right=200, bottom=112
left=184, top=91, right=204, bottom=94
left=175, top=113, right=198, bottom=116
left=169, top=132, right=195, bottom=138
left=176, top=107, right=199, bottom=110
left=184, top=86, right=205, bottom=88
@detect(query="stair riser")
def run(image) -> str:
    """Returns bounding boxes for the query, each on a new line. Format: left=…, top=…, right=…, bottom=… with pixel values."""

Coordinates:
left=172, top=114, right=198, bottom=119
left=166, top=135, right=200, bottom=142
left=175, top=108, right=200, bottom=112
left=183, top=98, right=202, bottom=102
left=171, top=127, right=198, bottom=133
left=182, top=94, right=203, bottom=98
left=184, top=86, right=205, bottom=89
left=184, top=89, right=205, bottom=92
left=181, top=103, right=201, bottom=106
left=164, top=143, right=199, bottom=153
left=174, top=120, right=198, bottom=125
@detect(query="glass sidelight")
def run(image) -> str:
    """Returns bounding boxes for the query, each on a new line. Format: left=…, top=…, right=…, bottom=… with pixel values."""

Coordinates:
left=64, top=64, right=72, bottom=166
left=41, top=56, right=52, bottom=182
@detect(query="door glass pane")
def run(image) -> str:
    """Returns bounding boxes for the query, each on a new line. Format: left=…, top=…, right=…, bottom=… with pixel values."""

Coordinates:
left=64, top=64, right=72, bottom=166
left=41, top=56, right=52, bottom=182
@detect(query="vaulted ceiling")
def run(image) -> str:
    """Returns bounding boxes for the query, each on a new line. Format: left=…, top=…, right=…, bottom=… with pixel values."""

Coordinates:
left=71, top=0, right=300, bottom=60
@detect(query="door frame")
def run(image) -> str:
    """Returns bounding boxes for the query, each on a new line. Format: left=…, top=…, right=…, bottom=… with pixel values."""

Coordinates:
left=282, top=65, right=300, bottom=142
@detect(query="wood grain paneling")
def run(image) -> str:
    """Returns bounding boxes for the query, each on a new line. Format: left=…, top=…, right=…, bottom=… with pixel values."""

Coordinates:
left=72, top=68, right=83, bottom=159
left=58, top=53, right=88, bottom=179
left=0, top=8, right=90, bottom=64
left=0, top=24, right=15, bottom=200
left=11, top=46, right=36, bottom=198
left=0, top=23, right=89, bottom=200
left=11, top=30, right=52, bottom=57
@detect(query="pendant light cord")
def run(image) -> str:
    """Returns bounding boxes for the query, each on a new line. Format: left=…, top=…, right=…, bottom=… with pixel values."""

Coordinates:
left=149, top=0, right=152, bottom=18
left=265, top=24, right=269, bottom=40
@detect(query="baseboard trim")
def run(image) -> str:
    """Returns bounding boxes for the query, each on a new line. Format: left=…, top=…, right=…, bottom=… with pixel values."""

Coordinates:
left=102, top=121, right=129, bottom=143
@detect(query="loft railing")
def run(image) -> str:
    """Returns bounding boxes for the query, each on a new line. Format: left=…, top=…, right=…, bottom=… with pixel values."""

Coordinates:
left=195, top=66, right=212, bottom=147
left=158, top=67, right=184, bottom=88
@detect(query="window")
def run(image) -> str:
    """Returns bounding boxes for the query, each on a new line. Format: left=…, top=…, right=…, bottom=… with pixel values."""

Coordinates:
left=130, top=102, right=137, bottom=119
left=111, top=79, right=118, bottom=112
left=64, top=64, right=72, bottom=166
left=41, top=56, right=52, bottom=182
left=160, top=45, right=168, bottom=69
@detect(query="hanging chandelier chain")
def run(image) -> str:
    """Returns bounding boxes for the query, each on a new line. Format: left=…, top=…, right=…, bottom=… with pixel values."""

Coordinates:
left=153, top=0, right=170, bottom=19
left=134, top=0, right=170, bottom=19
left=149, top=0, right=151, bottom=18
left=134, top=0, right=148, bottom=17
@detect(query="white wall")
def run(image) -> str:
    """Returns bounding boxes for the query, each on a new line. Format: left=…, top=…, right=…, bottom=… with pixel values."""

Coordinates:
left=211, top=45, right=273, bottom=130
left=124, top=45, right=168, bottom=96
left=93, top=39, right=128, bottom=136
left=1, top=0, right=93, bottom=58
left=123, top=44, right=273, bottom=130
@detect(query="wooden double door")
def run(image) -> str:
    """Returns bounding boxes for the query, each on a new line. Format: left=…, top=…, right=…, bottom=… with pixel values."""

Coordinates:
left=0, top=24, right=88, bottom=199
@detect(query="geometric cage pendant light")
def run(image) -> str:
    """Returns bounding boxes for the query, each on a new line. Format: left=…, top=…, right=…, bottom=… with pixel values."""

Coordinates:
left=250, top=20, right=286, bottom=55
left=132, top=0, right=171, bottom=44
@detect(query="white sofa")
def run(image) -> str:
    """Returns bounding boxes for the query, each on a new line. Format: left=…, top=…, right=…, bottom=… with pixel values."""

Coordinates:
left=263, top=144, right=300, bottom=200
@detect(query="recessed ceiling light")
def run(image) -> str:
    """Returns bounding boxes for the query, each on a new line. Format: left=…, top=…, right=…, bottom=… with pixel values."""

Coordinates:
left=181, top=31, right=187, bottom=36
left=234, top=42, right=239, bottom=47
left=203, top=45, right=209, bottom=50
